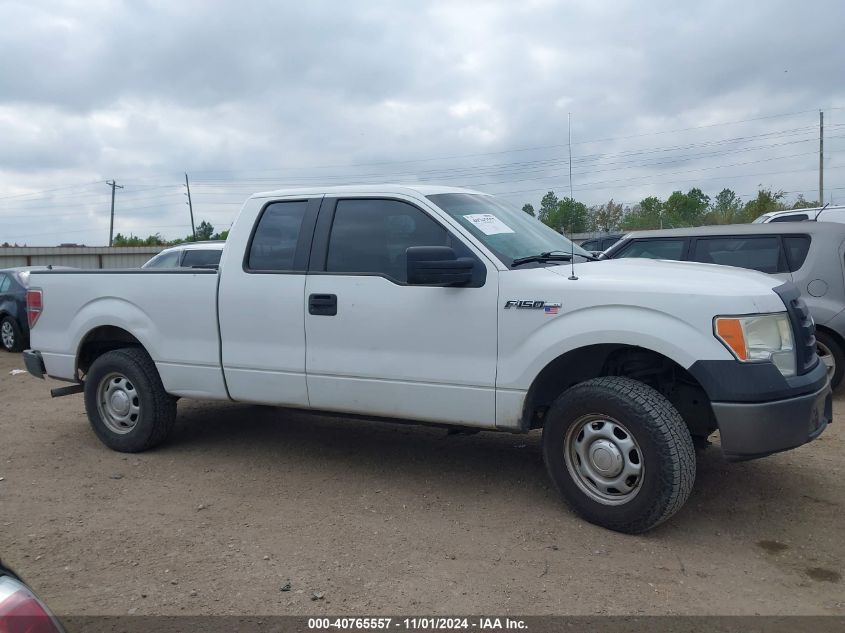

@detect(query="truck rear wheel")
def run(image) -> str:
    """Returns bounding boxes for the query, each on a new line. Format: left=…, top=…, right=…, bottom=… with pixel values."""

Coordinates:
left=542, top=376, right=695, bottom=534
left=83, top=347, right=176, bottom=452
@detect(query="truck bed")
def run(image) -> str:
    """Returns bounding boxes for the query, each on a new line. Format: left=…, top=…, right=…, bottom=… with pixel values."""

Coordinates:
left=29, top=269, right=228, bottom=400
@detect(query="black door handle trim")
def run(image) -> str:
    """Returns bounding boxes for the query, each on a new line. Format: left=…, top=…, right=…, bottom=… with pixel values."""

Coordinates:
left=309, top=293, right=337, bottom=316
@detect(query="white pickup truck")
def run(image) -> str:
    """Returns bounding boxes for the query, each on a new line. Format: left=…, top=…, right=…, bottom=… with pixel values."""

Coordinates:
left=23, top=185, right=831, bottom=533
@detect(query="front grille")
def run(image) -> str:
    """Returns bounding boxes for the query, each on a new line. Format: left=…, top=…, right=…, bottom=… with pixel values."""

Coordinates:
left=773, top=283, right=818, bottom=375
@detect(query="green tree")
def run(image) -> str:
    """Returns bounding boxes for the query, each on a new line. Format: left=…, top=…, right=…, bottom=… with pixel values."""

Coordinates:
left=538, top=191, right=559, bottom=224
left=589, top=199, right=624, bottom=232
left=621, top=196, right=663, bottom=230
left=547, top=197, right=589, bottom=233
left=706, top=189, right=743, bottom=225
left=211, top=229, right=230, bottom=240
left=742, top=189, right=786, bottom=222
left=195, top=220, right=215, bottom=241
left=112, top=233, right=168, bottom=246
left=521, top=203, right=535, bottom=217
left=791, top=194, right=820, bottom=209
left=663, top=188, right=710, bottom=227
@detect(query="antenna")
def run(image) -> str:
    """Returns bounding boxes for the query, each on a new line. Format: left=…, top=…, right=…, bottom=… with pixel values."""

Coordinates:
left=813, top=202, right=830, bottom=221
left=567, top=112, right=577, bottom=281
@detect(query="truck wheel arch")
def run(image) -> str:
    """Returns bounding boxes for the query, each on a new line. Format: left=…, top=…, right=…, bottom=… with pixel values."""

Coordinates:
left=521, top=343, right=717, bottom=440
left=76, top=326, right=146, bottom=378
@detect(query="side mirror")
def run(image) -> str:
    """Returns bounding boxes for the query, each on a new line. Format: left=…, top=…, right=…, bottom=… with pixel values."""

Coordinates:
left=406, top=246, right=474, bottom=286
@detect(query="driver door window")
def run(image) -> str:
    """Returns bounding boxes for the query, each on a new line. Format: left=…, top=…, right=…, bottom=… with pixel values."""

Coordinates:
left=325, top=199, right=463, bottom=283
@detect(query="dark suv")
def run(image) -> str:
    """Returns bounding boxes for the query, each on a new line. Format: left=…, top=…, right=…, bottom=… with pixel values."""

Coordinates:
left=0, top=267, right=72, bottom=353
left=0, top=268, right=31, bottom=352
left=603, top=222, right=845, bottom=389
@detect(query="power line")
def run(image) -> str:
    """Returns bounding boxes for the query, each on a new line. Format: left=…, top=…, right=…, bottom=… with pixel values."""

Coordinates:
left=185, top=108, right=829, bottom=174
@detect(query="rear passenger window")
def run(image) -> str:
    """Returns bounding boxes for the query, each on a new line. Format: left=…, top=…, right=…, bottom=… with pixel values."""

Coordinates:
left=691, top=237, right=784, bottom=273
left=182, top=249, right=222, bottom=268
left=0, top=275, right=10, bottom=292
left=325, top=199, right=459, bottom=283
left=617, top=239, right=685, bottom=261
left=769, top=213, right=808, bottom=223
left=783, top=235, right=811, bottom=271
left=247, top=201, right=309, bottom=271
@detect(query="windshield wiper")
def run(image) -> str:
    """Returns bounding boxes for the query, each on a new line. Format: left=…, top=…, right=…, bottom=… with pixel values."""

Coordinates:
left=511, top=250, right=597, bottom=267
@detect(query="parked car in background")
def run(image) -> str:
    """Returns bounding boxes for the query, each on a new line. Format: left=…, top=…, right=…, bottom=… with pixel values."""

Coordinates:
left=1, top=267, right=73, bottom=353
left=0, top=560, right=65, bottom=632
left=141, top=241, right=224, bottom=269
left=604, top=222, right=845, bottom=388
left=579, top=233, right=625, bottom=254
left=753, top=205, right=845, bottom=224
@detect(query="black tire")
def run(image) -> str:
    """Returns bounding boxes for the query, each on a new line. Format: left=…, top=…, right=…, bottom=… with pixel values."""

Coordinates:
left=84, top=347, right=177, bottom=452
left=1, top=316, right=24, bottom=353
left=542, top=376, right=695, bottom=534
left=815, top=330, right=844, bottom=390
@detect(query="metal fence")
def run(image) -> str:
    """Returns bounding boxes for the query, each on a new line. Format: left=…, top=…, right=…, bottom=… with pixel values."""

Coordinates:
left=0, top=246, right=166, bottom=269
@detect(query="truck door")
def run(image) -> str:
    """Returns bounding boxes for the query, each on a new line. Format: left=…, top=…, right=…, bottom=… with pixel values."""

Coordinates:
left=304, top=195, right=499, bottom=427
left=218, top=196, right=321, bottom=405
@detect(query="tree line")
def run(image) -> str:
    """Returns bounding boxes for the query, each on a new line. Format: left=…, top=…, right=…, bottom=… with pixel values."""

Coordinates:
left=521, top=188, right=821, bottom=234
left=112, top=220, right=229, bottom=246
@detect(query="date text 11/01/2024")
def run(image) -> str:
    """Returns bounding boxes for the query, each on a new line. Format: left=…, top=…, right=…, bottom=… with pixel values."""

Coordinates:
left=307, top=617, right=527, bottom=630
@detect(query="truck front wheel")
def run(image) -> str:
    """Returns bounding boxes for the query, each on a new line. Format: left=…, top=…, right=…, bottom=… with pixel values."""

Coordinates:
left=542, top=376, right=695, bottom=534
left=83, top=347, right=177, bottom=452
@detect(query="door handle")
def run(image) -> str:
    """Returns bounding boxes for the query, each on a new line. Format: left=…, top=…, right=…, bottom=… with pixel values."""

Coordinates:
left=309, top=293, right=337, bottom=316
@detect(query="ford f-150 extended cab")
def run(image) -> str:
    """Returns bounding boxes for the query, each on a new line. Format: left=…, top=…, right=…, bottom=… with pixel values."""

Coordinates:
left=23, top=185, right=831, bottom=533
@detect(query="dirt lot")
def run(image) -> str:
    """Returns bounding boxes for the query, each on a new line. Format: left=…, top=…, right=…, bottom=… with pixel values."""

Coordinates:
left=0, top=351, right=843, bottom=616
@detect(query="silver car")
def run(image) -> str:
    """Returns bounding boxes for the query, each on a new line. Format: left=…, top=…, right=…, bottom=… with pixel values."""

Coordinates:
left=603, top=221, right=845, bottom=388
left=141, top=241, right=224, bottom=269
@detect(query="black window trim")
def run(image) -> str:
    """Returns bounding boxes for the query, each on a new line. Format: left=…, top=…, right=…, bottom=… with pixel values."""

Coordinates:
left=308, top=196, right=487, bottom=288
left=242, top=197, right=322, bottom=274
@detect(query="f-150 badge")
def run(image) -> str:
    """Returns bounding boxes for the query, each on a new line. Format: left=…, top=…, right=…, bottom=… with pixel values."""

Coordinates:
left=504, top=300, right=561, bottom=315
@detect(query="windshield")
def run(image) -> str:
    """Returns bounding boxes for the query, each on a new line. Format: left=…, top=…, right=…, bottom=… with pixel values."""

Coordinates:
left=427, top=193, right=591, bottom=265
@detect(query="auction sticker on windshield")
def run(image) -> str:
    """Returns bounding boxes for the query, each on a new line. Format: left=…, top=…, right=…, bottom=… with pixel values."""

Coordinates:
left=462, top=213, right=515, bottom=235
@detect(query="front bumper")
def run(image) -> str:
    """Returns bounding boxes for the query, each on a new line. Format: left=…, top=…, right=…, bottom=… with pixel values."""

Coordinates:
left=23, top=349, right=45, bottom=379
left=712, top=380, right=832, bottom=461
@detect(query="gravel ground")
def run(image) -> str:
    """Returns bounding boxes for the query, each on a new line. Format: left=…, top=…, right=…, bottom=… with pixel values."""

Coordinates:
left=0, top=351, right=843, bottom=615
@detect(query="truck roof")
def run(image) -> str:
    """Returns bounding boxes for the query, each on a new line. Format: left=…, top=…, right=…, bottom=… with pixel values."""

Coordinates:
left=251, top=184, right=488, bottom=199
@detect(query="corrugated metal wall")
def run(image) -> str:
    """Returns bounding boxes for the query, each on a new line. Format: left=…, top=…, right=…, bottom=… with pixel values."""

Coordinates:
left=0, top=247, right=166, bottom=269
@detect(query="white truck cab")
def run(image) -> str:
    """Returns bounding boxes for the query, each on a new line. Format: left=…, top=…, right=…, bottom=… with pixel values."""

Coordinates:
left=23, top=185, right=831, bottom=533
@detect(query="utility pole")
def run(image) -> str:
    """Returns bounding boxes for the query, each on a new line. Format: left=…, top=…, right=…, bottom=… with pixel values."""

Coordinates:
left=819, top=110, right=824, bottom=205
left=184, top=173, right=196, bottom=240
left=106, top=180, right=123, bottom=246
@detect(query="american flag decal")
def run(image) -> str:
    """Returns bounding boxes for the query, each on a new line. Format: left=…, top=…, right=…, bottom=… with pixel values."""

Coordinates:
left=544, top=303, right=561, bottom=315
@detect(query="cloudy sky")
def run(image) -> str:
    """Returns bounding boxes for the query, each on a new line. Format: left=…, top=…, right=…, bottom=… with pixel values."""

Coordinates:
left=1, top=0, right=844, bottom=245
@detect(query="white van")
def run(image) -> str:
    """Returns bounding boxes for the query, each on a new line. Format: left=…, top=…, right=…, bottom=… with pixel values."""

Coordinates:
left=753, top=205, right=845, bottom=224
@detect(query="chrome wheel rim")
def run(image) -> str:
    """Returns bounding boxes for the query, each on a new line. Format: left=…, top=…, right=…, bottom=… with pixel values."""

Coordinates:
left=817, top=340, right=835, bottom=380
left=97, top=372, right=140, bottom=434
left=1, top=321, right=14, bottom=350
left=564, top=414, right=644, bottom=505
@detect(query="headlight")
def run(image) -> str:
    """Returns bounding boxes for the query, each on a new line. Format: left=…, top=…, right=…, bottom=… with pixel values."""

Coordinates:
left=714, top=313, right=796, bottom=377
